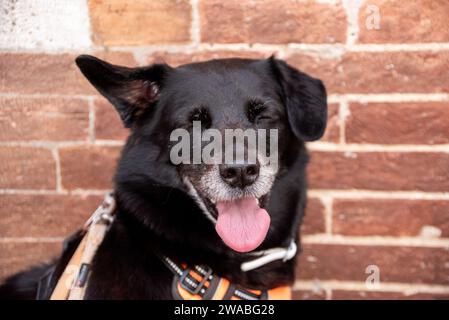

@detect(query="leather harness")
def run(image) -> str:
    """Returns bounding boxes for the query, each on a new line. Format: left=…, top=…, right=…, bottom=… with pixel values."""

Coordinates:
left=44, top=193, right=295, bottom=300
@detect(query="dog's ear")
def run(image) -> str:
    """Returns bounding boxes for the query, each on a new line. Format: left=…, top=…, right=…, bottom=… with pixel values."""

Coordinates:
left=75, top=55, right=171, bottom=127
left=269, top=57, right=327, bottom=141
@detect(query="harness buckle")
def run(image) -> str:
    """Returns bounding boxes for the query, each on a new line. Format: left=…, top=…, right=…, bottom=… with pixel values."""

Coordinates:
left=83, top=192, right=115, bottom=230
left=179, top=266, right=212, bottom=296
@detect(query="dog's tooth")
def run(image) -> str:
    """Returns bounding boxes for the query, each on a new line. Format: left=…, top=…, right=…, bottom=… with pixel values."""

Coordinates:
left=256, top=198, right=260, bottom=205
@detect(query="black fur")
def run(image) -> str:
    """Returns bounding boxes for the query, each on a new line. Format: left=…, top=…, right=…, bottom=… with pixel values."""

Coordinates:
left=0, top=56, right=327, bottom=300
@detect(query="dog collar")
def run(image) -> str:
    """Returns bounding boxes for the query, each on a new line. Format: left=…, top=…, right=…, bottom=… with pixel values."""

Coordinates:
left=161, top=256, right=292, bottom=300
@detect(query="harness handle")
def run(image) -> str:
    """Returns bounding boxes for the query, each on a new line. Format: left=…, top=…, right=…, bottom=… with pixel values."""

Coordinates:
left=240, top=240, right=297, bottom=272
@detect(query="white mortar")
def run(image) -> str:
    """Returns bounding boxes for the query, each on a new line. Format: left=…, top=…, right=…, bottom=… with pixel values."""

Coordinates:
left=0, top=0, right=92, bottom=51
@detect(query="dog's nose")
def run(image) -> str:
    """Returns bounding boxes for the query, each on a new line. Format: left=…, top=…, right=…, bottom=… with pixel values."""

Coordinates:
left=219, top=163, right=259, bottom=188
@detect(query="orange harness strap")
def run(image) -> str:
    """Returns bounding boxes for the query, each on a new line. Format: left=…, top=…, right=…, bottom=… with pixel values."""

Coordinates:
left=49, top=193, right=292, bottom=300
left=162, top=257, right=292, bottom=300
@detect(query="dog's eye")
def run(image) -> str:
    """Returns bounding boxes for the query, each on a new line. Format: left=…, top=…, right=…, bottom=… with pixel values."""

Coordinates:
left=247, top=100, right=269, bottom=123
left=256, top=115, right=273, bottom=123
left=189, top=108, right=211, bottom=128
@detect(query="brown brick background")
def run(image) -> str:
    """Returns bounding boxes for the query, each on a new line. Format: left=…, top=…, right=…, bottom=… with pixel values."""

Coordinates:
left=1, top=0, right=449, bottom=299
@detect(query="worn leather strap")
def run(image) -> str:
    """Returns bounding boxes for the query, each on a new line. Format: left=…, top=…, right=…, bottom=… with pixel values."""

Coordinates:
left=49, top=192, right=115, bottom=300
left=50, top=234, right=89, bottom=300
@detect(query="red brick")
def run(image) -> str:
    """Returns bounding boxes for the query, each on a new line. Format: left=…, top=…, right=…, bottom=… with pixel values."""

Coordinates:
left=0, top=194, right=102, bottom=238
left=0, top=97, right=89, bottom=141
left=94, top=98, right=129, bottom=140
left=301, top=198, right=326, bottom=235
left=292, top=289, right=326, bottom=300
left=89, top=0, right=191, bottom=45
left=0, top=52, right=136, bottom=95
left=59, top=146, right=121, bottom=190
left=322, top=103, right=339, bottom=143
left=358, top=0, right=449, bottom=43
left=148, top=50, right=272, bottom=67
left=0, top=147, right=55, bottom=189
left=200, top=0, right=346, bottom=44
left=332, top=290, right=449, bottom=300
left=0, top=242, right=60, bottom=281
left=297, top=244, right=449, bottom=284
left=333, top=199, right=449, bottom=237
left=346, top=102, right=449, bottom=145
left=287, top=51, right=449, bottom=94
left=308, top=152, right=449, bottom=192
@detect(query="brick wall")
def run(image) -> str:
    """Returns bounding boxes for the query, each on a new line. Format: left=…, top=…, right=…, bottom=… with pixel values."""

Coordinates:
left=1, top=0, right=449, bottom=300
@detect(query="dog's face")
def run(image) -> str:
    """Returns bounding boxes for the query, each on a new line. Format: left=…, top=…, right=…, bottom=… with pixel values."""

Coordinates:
left=76, top=56, right=327, bottom=253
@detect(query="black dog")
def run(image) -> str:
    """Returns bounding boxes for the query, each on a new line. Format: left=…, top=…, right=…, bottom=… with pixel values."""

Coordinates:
left=0, top=55, right=327, bottom=299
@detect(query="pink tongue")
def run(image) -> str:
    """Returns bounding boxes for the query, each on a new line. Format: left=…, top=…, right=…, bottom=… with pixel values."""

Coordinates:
left=215, top=197, right=270, bottom=253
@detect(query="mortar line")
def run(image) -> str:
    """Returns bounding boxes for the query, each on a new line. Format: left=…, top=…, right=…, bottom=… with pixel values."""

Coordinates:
left=50, top=148, right=63, bottom=193
left=293, top=280, right=449, bottom=294
left=1, top=92, right=447, bottom=102
left=338, top=100, right=349, bottom=144
left=302, top=234, right=449, bottom=247
left=2, top=140, right=449, bottom=152
left=0, top=237, right=64, bottom=243
left=342, top=0, right=363, bottom=46
left=0, top=189, right=110, bottom=196
left=308, top=189, right=449, bottom=200
left=3, top=42, right=449, bottom=55
left=307, top=142, right=449, bottom=152
left=0, top=140, right=124, bottom=148
left=329, top=93, right=449, bottom=102
left=326, top=288, right=333, bottom=300
left=0, top=92, right=96, bottom=100
left=87, top=96, right=96, bottom=143
left=348, top=43, right=449, bottom=52
left=190, top=0, right=201, bottom=46
left=320, top=197, right=333, bottom=235
left=1, top=188, right=449, bottom=199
